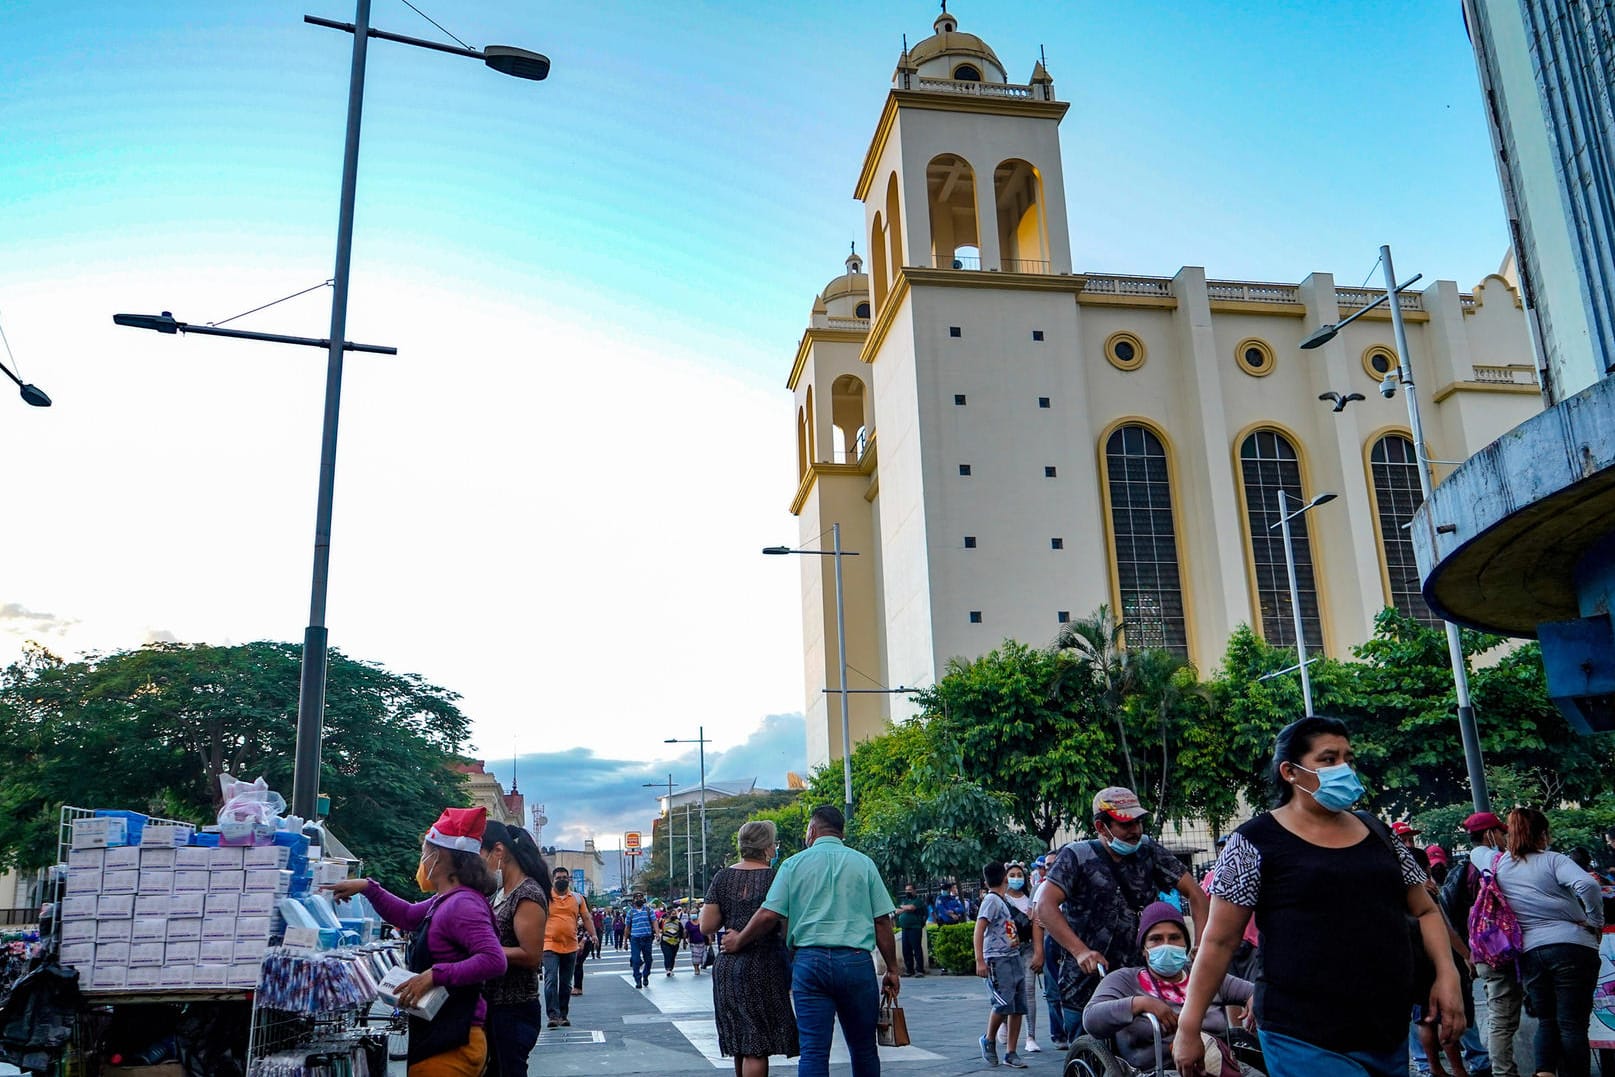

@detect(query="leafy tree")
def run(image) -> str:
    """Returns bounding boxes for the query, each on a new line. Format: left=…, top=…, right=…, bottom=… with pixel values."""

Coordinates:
left=853, top=777, right=1042, bottom=887
left=634, top=790, right=800, bottom=900
left=0, top=641, right=471, bottom=895
left=1053, top=606, right=1142, bottom=789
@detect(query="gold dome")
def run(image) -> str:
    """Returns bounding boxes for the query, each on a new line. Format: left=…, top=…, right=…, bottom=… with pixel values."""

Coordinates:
left=905, top=30, right=1002, bottom=72
left=823, top=273, right=870, bottom=304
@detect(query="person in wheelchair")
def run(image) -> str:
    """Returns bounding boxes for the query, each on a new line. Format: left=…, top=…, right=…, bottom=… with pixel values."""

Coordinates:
left=1082, top=902, right=1253, bottom=1076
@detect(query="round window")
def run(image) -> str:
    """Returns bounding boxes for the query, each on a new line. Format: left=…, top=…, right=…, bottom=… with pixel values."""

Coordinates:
left=1236, top=338, right=1275, bottom=376
left=1104, top=331, right=1146, bottom=371
left=953, top=64, right=982, bottom=82
left=1363, top=346, right=1396, bottom=381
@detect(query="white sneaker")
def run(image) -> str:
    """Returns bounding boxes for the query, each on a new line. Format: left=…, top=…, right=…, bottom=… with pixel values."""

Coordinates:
left=1024, top=1038, right=1041, bottom=1054
left=997, top=1027, right=1009, bottom=1047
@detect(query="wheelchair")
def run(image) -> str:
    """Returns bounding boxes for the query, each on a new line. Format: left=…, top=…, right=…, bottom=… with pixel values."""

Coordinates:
left=1062, top=1012, right=1266, bottom=1077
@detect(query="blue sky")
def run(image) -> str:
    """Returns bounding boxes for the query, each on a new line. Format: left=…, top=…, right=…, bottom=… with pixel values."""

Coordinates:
left=2, top=2, right=1510, bottom=847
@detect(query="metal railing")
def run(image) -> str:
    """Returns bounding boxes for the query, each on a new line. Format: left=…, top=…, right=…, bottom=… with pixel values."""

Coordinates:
left=1001, top=258, right=1052, bottom=275
left=934, top=253, right=981, bottom=270
left=916, top=77, right=1033, bottom=99
left=0, top=908, right=36, bottom=927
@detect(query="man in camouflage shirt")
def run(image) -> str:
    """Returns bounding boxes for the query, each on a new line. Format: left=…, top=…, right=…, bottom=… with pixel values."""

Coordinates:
left=1034, top=786, right=1209, bottom=1043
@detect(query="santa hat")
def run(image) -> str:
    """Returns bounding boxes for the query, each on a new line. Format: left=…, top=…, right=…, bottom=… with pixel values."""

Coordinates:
left=426, top=807, right=487, bottom=853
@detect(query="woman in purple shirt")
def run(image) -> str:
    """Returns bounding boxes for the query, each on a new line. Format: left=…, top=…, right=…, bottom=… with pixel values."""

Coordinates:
left=330, top=806, right=507, bottom=1077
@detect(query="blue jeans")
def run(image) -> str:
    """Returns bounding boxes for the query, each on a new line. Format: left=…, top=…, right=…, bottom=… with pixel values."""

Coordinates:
left=1042, top=936, right=1066, bottom=1043
left=1519, top=942, right=1600, bottom=1077
left=630, top=935, right=654, bottom=984
left=1259, top=1028, right=1408, bottom=1077
left=792, top=946, right=880, bottom=1077
left=484, top=998, right=542, bottom=1077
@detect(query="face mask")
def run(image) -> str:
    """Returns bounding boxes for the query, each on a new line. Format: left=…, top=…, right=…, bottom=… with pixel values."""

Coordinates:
left=1146, top=944, right=1191, bottom=977
left=555, top=879, right=570, bottom=893
left=1293, top=762, right=1365, bottom=812
left=1008, top=877, right=1025, bottom=891
left=1107, top=835, right=1142, bottom=857
left=769, top=852, right=780, bottom=868
left=416, top=851, right=439, bottom=893
left=633, top=899, right=644, bottom=907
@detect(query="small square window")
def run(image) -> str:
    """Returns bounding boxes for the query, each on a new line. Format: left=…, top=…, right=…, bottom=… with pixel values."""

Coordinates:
left=1032, top=330, right=1045, bottom=341
left=963, top=536, right=977, bottom=549
left=1038, top=397, right=1051, bottom=408
left=949, top=326, right=962, bottom=338
left=959, top=464, right=972, bottom=476
left=1044, top=466, right=1057, bottom=478
left=1051, top=537, right=1064, bottom=550
left=1057, top=611, right=1071, bottom=623
left=969, top=610, right=983, bottom=624
left=954, top=394, right=967, bottom=406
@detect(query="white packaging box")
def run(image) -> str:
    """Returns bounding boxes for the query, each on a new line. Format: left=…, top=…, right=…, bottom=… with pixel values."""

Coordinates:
left=199, top=939, right=235, bottom=964
left=192, top=964, right=228, bottom=988
left=90, top=965, right=128, bottom=990
left=245, top=846, right=290, bottom=870
left=137, top=870, right=173, bottom=895
left=238, top=892, right=277, bottom=917
left=209, top=870, right=245, bottom=893
left=234, top=916, right=271, bottom=941
left=96, top=919, right=131, bottom=943
left=166, top=940, right=200, bottom=964
left=96, top=893, right=135, bottom=919
left=62, top=920, right=96, bottom=944
left=67, top=848, right=105, bottom=871
left=124, top=966, right=162, bottom=990
left=201, top=915, right=238, bottom=940
left=133, top=894, right=170, bottom=919
left=168, top=891, right=205, bottom=918
left=139, top=847, right=176, bottom=870
left=233, top=938, right=267, bottom=963
left=128, top=941, right=166, bottom=967
left=130, top=918, right=167, bottom=943
left=60, top=894, right=96, bottom=921
left=166, top=918, right=202, bottom=942
left=141, top=824, right=194, bottom=847
left=161, top=964, right=195, bottom=988
left=172, top=870, right=210, bottom=893
left=71, top=817, right=126, bottom=850
left=204, top=891, right=240, bottom=917
left=103, top=846, right=140, bottom=871
left=316, top=861, right=349, bottom=887
left=59, top=942, right=94, bottom=968
left=101, top=870, right=138, bottom=895
left=64, top=870, right=101, bottom=896
left=95, top=942, right=130, bottom=965
left=174, top=847, right=211, bottom=870
left=227, top=962, right=261, bottom=988
left=209, top=847, right=245, bottom=870
left=243, top=869, right=291, bottom=895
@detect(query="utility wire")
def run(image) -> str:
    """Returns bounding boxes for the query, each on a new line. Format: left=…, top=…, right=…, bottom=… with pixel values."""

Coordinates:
left=1360, top=254, right=1384, bottom=290
left=208, top=279, right=333, bottom=327
left=0, top=311, right=22, bottom=378
left=399, top=0, right=471, bottom=50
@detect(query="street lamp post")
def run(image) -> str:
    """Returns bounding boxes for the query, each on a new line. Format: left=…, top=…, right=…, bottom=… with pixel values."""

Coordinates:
left=684, top=803, right=694, bottom=899
left=764, top=524, right=860, bottom=814
left=642, top=775, right=675, bottom=901
left=1271, top=490, right=1337, bottom=717
left=1299, top=245, right=1491, bottom=813
left=664, top=726, right=708, bottom=891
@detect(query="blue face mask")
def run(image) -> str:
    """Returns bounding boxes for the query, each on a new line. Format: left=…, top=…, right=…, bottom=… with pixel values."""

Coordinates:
left=1008, top=876, right=1025, bottom=891
left=1294, top=762, right=1365, bottom=812
left=1107, top=836, right=1142, bottom=857
left=1146, top=944, right=1190, bottom=977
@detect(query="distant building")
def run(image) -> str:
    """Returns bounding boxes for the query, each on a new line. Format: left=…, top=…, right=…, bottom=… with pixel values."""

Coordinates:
left=544, top=839, right=607, bottom=897
left=450, top=760, right=525, bottom=827
left=654, top=778, right=758, bottom=815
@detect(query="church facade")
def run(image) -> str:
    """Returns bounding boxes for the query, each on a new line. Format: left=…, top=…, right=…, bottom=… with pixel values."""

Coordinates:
left=787, top=10, right=1544, bottom=768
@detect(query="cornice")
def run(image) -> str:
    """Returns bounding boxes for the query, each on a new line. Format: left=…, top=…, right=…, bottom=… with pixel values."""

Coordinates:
left=787, top=328, right=870, bottom=391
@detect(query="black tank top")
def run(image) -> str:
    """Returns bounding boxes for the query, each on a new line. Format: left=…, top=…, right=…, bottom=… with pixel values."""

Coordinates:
left=1238, top=812, right=1414, bottom=1053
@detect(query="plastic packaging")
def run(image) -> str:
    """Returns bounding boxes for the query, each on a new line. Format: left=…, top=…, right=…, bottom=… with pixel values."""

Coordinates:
left=215, top=773, right=285, bottom=845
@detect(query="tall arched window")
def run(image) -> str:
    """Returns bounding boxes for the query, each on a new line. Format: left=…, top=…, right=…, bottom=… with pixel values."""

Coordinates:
left=927, top=154, right=979, bottom=269
left=994, top=158, right=1048, bottom=271
left=1104, top=424, right=1188, bottom=656
left=884, top=174, right=904, bottom=281
left=1239, top=429, right=1323, bottom=651
left=870, top=213, right=888, bottom=309
left=1369, top=434, right=1438, bottom=625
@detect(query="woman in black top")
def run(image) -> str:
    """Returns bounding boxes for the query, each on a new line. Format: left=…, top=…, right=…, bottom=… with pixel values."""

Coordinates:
left=479, top=821, right=551, bottom=1077
left=1174, top=716, right=1465, bottom=1077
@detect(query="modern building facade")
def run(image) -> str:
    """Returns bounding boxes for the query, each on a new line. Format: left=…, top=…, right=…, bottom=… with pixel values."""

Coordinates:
left=789, top=10, right=1546, bottom=768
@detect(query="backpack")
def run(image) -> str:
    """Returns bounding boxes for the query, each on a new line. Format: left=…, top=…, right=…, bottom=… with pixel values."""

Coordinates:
left=1467, top=863, right=1524, bottom=968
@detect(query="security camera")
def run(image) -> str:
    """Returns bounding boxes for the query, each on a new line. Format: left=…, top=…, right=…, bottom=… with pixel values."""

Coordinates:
left=1379, top=375, right=1398, bottom=399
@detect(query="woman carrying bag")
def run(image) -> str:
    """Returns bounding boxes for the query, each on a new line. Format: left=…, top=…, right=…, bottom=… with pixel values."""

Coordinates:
left=329, top=807, right=507, bottom=1077
left=661, top=907, right=687, bottom=976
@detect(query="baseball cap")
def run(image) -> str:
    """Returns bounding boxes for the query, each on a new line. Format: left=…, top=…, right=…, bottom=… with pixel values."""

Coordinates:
left=1461, top=811, right=1506, bottom=835
left=1391, top=821, right=1421, bottom=838
left=1424, top=844, right=1450, bottom=865
left=1093, top=786, right=1149, bottom=822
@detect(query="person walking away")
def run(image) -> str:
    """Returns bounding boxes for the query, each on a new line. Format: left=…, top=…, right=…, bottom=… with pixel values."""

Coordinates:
left=687, top=910, right=710, bottom=975
left=1173, top=716, right=1465, bottom=1077
left=541, top=867, right=596, bottom=1029
left=328, top=806, right=506, bottom=1077
left=626, top=893, right=656, bottom=988
left=1031, top=855, right=1068, bottom=1050
left=1034, top=785, right=1209, bottom=1046
left=703, top=820, right=799, bottom=1077
left=933, top=883, right=966, bottom=926
left=1493, top=806, right=1603, bottom=1077
left=1441, top=810, right=1522, bottom=1077
left=895, top=885, right=929, bottom=976
left=722, top=805, right=898, bottom=1077
left=477, top=821, right=550, bottom=1077
left=974, top=861, right=1032, bottom=1069
left=999, top=861, right=1044, bottom=1054
left=660, top=906, right=687, bottom=976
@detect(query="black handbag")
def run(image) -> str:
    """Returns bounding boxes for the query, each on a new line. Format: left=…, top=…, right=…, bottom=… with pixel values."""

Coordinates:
left=404, top=897, right=479, bottom=1066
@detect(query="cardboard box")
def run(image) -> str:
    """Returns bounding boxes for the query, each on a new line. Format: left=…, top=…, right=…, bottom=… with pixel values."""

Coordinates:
left=62, top=920, right=96, bottom=944
left=128, top=941, right=166, bottom=967
left=65, top=870, right=101, bottom=896
left=199, top=939, right=235, bottom=964
left=101, top=870, right=138, bottom=895
left=171, top=870, right=209, bottom=893
left=208, top=870, right=245, bottom=893
left=200, top=915, right=237, bottom=940
left=204, top=891, right=240, bottom=917
left=96, top=919, right=131, bottom=942
left=167, top=917, right=201, bottom=942
left=208, top=847, right=245, bottom=870
left=243, top=869, right=291, bottom=894
left=71, top=817, right=126, bottom=850
left=133, top=894, right=170, bottom=919
left=227, top=962, right=261, bottom=988
left=141, top=823, right=194, bottom=847
left=123, top=966, right=162, bottom=990
left=233, top=938, right=267, bottom=963
left=95, top=942, right=130, bottom=965
left=168, top=891, right=204, bottom=918
left=137, top=870, right=173, bottom=895
left=234, top=917, right=270, bottom=941
left=173, top=847, right=211, bottom=870
left=139, top=847, right=176, bottom=870
left=60, top=894, right=97, bottom=921
left=68, top=848, right=105, bottom=871
left=165, top=940, right=199, bottom=964
left=192, top=964, right=228, bottom=987
left=130, top=918, right=167, bottom=943
left=89, top=965, right=127, bottom=990
left=238, top=892, right=276, bottom=917
left=245, top=846, right=290, bottom=870
left=103, top=846, right=141, bottom=871
left=96, top=893, right=135, bottom=919
left=160, top=965, right=195, bottom=989
left=59, top=942, right=94, bottom=968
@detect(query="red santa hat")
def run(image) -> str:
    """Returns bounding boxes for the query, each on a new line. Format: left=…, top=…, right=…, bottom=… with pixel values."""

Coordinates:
left=425, top=806, right=487, bottom=853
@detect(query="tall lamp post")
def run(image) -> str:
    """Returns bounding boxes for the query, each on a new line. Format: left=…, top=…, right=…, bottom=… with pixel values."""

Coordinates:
left=764, top=523, right=860, bottom=814
left=1300, top=244, right=1491, bottom=813
left=114, top=6, right=548, bottom=821
left=1271, top=490, right=1337, bottom=717
left=643, top=775, right=675, bottom=901
left=664, top=726, right=708, bottom=891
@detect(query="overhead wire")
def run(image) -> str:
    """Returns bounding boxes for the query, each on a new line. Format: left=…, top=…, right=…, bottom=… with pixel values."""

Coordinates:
left=207, top=280, right=333, bottom=327
left=398, top=0, right=471, bottom=50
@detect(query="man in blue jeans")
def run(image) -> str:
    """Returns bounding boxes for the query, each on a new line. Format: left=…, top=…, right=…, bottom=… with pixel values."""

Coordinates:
left=723, top=805, right=900, bottom=1077
left=624, top=892, right=656, bottom=988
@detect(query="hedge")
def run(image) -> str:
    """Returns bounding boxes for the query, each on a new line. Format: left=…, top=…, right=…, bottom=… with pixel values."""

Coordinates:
left=924, top=922, right=976, bottom=975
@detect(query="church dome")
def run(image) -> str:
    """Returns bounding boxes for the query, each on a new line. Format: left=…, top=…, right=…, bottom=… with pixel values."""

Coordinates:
left=899, top=10, right=1007, bottom=84
left=819, top=249, right=872, bottom=320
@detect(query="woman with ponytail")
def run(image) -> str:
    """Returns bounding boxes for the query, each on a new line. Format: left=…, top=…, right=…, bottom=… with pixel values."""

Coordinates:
left=479, top=821, right=552, bottom=1077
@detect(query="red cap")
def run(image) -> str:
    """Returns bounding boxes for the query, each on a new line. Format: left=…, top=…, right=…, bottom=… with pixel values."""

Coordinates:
left=1424, top=844, right=1449, bottom=865
left=1391, top=821, right=1421, bottom=837
left=1461, top=811, right=1506, bottom=835
left=426, top=806, right=487, bottom=853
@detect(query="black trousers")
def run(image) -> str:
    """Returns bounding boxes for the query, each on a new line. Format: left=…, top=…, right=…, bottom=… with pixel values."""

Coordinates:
left=900, top=925, right=924, bottom=973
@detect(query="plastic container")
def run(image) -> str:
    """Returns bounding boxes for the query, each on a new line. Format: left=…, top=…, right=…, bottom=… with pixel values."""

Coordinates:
left=93, top=810, right=148, bottom=846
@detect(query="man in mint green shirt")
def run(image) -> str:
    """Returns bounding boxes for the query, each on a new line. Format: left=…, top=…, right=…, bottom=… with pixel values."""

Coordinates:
left=722, top=805, right=899, bottom=1077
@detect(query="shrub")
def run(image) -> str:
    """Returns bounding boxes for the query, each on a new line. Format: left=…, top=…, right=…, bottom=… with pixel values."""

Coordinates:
left=926, top=922, right=976, bottom=974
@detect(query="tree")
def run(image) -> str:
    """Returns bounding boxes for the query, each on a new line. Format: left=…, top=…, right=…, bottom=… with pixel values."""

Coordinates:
left=1053, top=606, right=1141, bottom=789
left=854, top=777, right=1042, bottom=887
left=0, top=641, right=472, bottom=895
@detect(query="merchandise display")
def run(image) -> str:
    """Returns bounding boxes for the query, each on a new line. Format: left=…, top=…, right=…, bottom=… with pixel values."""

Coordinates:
left=255, top=946, right=395, bottom=1015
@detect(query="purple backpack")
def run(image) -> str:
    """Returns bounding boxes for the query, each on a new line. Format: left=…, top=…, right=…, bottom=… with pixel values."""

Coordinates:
left=1468, top=865, right=1523, bottom=968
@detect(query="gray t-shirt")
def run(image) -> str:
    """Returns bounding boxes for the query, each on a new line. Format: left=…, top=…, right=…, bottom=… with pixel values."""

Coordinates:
left=978, top=892, right=1018, bottom=959
left=1484, top=847, right=1604, bottom=951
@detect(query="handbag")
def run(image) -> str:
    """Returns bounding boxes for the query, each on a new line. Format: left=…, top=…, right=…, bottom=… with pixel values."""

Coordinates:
left=876, top=998, right=910, bottom=1047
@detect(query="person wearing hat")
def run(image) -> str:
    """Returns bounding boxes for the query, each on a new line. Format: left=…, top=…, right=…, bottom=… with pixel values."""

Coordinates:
left=1034, top=786, right=1209, bottom=1047
left=1084, top=900, right=1254, bottom=1073
left=1393, top=821, right=1423, bottom=848
left=1437, top=811, right=1520, bottom=1077
left=329, top=806, right=506, bottom=1077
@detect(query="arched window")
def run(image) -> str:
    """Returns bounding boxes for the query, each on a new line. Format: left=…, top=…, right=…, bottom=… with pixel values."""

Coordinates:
left=870, top=213, right=888, bottom=309
left=884, top=174, right=904, bottom=280
left=927, top=154, right=979, bottom=270
left=796, top=405, right=808, bottom=481
left=1239, top=429, right=1323, bottom=651
left=994, top=158, right=1048, bottom=272
left=831, top=375, right=867, bottom=462
left=953, top=64, right=982, bottom=82
left=855, top=301, right=870, bottom=319
left=804, top=386, right=817, bottom=464
left=1104, top=424, right=1188, bottom=655
left=1369, top=434, right=1438, bottom=625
